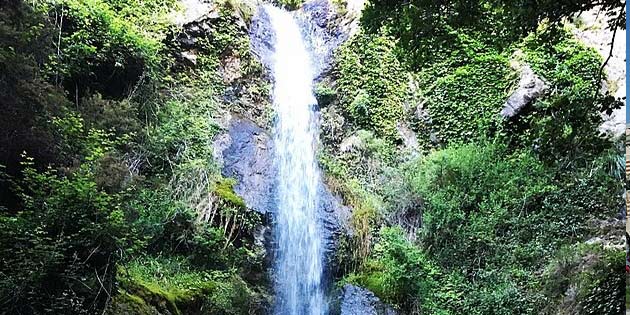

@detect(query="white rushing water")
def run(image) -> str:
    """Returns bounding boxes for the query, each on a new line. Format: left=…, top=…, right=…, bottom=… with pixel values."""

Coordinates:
left=265, top=5, right=327, bottom=315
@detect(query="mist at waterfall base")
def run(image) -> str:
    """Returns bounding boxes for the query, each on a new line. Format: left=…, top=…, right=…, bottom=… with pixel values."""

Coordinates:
left=263, top=5, right=328, bottom=315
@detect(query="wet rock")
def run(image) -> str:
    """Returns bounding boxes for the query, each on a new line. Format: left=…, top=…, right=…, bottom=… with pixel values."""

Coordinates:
left=219, top=116, right=275, bottom=214
left=249, top=8, right=275, bottom=70
left=216, top=116, right=348, bottom=266
left=340, top=284, right=398, bottom=315
left=297, top=0, right=349, bottom=77
left=501, top=65, right=547, bottom=119
left=245, top=0, right=353, bottom=281
left=250, top=0, right=349, bottom=77
left=318, top=183, right=351, bottom=264
left=301, top=0, right=332, bottom=28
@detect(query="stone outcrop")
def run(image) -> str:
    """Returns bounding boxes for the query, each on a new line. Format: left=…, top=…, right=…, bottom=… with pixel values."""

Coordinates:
left=250, top=0, right=350, bottom=78
left=214, top=115, right=350, bottom=262
left=340, top=284, right=398, bottom=315
left=297, top=0, right=350, bottom=77
left=500, top=64, right=547, bottom=119
left=171, top=0, right=215, bottom=26
left=218, top=116, right=275, bottom=214
left=571, top=8, right=626, bottom=137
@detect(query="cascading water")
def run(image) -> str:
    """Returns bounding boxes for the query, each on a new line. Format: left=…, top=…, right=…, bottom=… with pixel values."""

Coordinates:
left=265, top=5, right=327, bottom=315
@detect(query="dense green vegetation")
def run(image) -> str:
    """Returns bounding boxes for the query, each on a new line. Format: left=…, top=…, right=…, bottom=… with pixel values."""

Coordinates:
left=325, top=1, right=625, bottom=314
left=0, top=0, right=269, bottom=313
left=0, top=0, right=625, bottom=314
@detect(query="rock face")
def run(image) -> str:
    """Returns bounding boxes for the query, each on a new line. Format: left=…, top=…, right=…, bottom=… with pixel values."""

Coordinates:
left=297, top=0, right=350, bottom=77
left=215, top=115, right=349, bottom=259
left=250, top=0, right=349, bottom=78
left=172, top=0, right=215, bottom=26
left=247, top=0, right=351, bottom=262
left=219, top=116, right=275, bottom=214
left=249, top=7, right=275, bottom=71
left=340, top=284, right=398, bottom=315
left=501, top=65, right=547, bottom=119
left=318, top=182, right=351, bottom=266
left=571, top=9, right=627, bottom=138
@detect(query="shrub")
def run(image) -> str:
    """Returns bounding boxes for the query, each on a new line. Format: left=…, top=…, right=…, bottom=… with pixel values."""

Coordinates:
left=408, top=143, right=551, bottom=268
left=508, top=27, right=620, bottom=165
left=0, top=160, right=122, bottom=314
left=40, top=0, right=173, bottom=99
left=344, top=227, right=442, bottom=313
left=314, top=81, right=336, bottom=107
left=335, top=32, right=408, bottom=141
left=401, top=141, right=622, bottom=314
left=424, top=54, right=514, bottom=145
left=540, top=244, right=624, bottom=315
left=0, top=0, right=69, bottom=174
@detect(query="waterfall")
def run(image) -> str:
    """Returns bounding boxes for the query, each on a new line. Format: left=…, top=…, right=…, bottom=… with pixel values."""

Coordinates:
left=265, top=5, right=327, bottom=315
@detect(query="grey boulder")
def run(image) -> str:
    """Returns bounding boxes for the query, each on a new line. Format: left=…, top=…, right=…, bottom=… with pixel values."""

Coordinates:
left=501, top=65, right=547, bottom=119
left=340, top=284, right=398, bottom=315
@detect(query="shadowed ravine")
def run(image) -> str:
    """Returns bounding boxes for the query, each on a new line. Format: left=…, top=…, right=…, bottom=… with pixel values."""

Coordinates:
left=265, top=5, right=327, bottom=315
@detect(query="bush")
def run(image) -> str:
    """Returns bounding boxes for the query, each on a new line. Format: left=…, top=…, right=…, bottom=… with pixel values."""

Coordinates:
left=0, top=0, right=69, bottom=178
left=540, top=244, right=624, bottom=315
left=80, top=93, right=141, bottom=138
left=408, top=143, right=551, bottom=268
left=0, top=160, right=122, bottom=314
left=424, top=54, right=514, bottom=145
left=344, top=227, right=442, bottom=313
left=314, top=82, right=336, bottom=107
left=360, top=0, right=524, bottom=70
left=40, top=0, right=173, bottom=99
left=508, top=27, right=621, bottom=165
left=335, top=32, right=408, bottom=141
left=400, top=141, right=622, bottom=314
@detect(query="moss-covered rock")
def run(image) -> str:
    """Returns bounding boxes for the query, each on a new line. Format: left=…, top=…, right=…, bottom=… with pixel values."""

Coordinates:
left=214, top=177, right=247, bottom=209
left=107, top=291, right=162, bottom=315
left=113, top=257, right=270, bottom=315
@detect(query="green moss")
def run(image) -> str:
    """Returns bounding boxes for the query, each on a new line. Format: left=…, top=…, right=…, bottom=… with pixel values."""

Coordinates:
left=118, top=256, right=262, bottom=315
left=118, top=263, right=183, bottom=315
left=276, top=0, right=303, bottom=10
left=314, top=82, right=336, bottom=107
left=331, top=0, right=348, bottom=15
left=106, top=292, right=155, bottom=315
left=214, top=177, right=246, bottom=209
